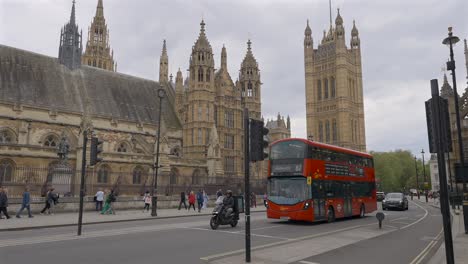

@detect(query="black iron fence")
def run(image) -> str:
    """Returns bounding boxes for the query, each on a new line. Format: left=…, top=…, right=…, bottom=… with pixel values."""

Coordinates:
left=0, top=166, right=267, bottom=198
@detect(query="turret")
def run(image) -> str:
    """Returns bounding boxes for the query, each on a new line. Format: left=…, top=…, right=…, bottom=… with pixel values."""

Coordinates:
left=335, top=9, right=345, bottom=47
left=287, top=115, right=291, bottom=131
left=58, top=0, right=82, bottom=70
left=159, top=39, right=169, bottom=83
left=351, top=20, right=360, bottom=49
left=221, top=45, right=227, bottom=69
left=239, top=39, right=261, bottom=120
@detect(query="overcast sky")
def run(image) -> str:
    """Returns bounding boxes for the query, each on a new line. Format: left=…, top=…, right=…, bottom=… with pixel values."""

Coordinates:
left=1, top=0, right=468, bottom=159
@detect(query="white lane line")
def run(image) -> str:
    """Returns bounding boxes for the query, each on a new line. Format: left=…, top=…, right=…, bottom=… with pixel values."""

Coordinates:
left=409, top=228, right=443, bottom=264
left=390, top=217, right=409, bottom=222
left=250, top=225, right=283, bottom=231
left=401, top=201, right=428, bottom=230
left=391, top=221, right=413, bottom=225
left=299, top=261, right=320, bottom=264
left=384, top=225, right=399, bottom=229
left=183, top=227, right=292, bottom=241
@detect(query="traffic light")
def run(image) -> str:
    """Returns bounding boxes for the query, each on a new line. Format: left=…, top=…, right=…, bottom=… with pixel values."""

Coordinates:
left=90, top=136, right=103, bottom=166
left=249, top=119, right=269, bottom=162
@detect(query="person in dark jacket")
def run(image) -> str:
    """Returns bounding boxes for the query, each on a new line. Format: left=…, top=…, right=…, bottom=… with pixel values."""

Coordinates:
left=196, top=190, right=204, bottom=213
left=0, top=186, right=11, bottom=219
left=216, top=189, right=223, bottom=198
left=40, top=188, right=51, bottom=215
left=178, top=191, right=187, bottom=210
left=16, top=186, right=33, bottom=218
left=222, top=190, right=235, bottom=218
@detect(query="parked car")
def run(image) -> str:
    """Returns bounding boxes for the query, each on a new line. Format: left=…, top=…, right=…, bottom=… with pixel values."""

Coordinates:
left=377, top=191, right=385, bottom=201
left=382, top=192, right=408, bottom=211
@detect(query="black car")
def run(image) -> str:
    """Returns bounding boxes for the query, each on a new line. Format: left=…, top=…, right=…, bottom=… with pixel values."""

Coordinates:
left=382, top=192, right=408, bottom=211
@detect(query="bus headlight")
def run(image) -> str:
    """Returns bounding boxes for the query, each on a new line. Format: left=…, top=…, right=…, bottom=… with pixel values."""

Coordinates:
left=303, top=201, right=310, bottom=209
left=265, top=200, right=269, bottom=208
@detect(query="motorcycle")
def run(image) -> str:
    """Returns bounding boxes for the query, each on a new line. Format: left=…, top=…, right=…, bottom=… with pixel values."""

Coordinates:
left=210, top=196, right=242, bottom=230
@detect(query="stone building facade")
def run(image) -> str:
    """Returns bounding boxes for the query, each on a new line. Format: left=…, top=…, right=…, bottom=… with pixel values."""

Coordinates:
left=0, top=1, right=268, bottom=197
left=265, top=113, right=291, bottom=142
left=304, top=9, right=366, bottom=151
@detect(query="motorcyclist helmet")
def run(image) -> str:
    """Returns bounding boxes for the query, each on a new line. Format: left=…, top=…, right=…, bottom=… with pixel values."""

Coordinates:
left=226, top=190, right=233, bottom=196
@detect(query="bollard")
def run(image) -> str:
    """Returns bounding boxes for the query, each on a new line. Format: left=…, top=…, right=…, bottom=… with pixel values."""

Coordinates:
left=376, top=212, right=385, bottom=229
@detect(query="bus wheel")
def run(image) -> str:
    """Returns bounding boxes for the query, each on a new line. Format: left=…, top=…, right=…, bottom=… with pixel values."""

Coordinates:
left=327, top=207, right=335, bottom=223
left=359, top=204, right=365, bottom=218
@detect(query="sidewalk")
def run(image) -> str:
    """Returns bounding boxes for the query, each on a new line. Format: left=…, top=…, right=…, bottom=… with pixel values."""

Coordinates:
left=0, top=206, right=266, bottom=232
left=426, top=199, right=468, bottom=264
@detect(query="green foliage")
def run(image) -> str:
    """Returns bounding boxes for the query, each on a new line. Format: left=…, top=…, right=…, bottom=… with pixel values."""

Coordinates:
left=371, top=150, right=430, bottom=193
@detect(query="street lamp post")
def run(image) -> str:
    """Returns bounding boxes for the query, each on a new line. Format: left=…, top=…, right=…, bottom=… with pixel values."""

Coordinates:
left=414, top=156, right=420, bottom=200
left=422, top=149, right=428, bottom=202
left=443, top=27, right=468, bottom=234
left=151, top=88, right=165, bottom=217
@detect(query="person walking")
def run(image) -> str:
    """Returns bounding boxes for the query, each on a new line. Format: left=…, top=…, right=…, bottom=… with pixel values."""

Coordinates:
left=251, top=191, right=257, bottom=208
left=143, top=191, right=151, bottom=212
left=202, top=190, right=208, bottom=209
left=196, top=189, right=204, bottom=213
left=263, top=193, right=268, bottom=207
left=216, top=189, right=223, bottom=198
left=0, top=187, right=11, bottom=219
left=101, top=189, right=116, bottom=215
left=188, top=191, right=196, bottom=211
left=178, top=191, right=187, bottom=210
left=40, top=188, right=52, bottom=215
left=47, top=188, right=58, bottom=215
left=16, top=186, right=33, bottom=218
left=95, top=188, right=104, bottom=211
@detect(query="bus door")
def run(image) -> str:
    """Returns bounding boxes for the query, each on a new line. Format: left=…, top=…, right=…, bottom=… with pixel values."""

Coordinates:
left=343, top=183, right=353, bottom=217
left=312, top=180, right=326, bottom=220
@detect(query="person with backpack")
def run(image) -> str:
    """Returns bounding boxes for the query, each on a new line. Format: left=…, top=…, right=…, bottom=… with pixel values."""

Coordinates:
left=16, top=186, right=33, bottom=218
left=143, top=191, right=151, bottom=212
left=196, top=189, right=204, bottom=213
left=0, top=186, right=10, bottom=219
left=188, top=191, right=196, bottom=211
left=101, top=189, right=116, bottom=215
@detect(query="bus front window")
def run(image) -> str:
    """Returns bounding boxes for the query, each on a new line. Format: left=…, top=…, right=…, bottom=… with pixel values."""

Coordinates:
left=268, top=177, right=309, bottom=205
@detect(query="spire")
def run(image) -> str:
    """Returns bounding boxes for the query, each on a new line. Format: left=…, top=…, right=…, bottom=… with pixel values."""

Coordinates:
left=58, top=0, right=82, bottom=70
left=287, top=115, right=291, bottom=131
left=221, top=44, right=227, bottom=69
left=159, top=39, right=169, bottom=83
left=200, top=19, right=206, bottom=34
left=335, top=8, right=343, bottom=26
left=96, top=0, right=104, bottom=17
left=351, top=20, right=360, bottom=48
left=441, top=73, right=454, bottom=99
left=304, top=19, right=312, bottom=36
left=351, top=20, right=359, bottom=36
left=247, top=39, right=252, bottom=53
left=70, top=0, right=76, bottom=26
left=162, top=39, right=168, bottom=57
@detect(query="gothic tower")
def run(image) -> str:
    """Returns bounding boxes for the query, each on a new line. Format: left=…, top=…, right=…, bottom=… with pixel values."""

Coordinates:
left=175, top=68, right=184, bottom=121
left=82, top=0, right=115, bottom=71
left=239, top=40, right=262, bottom=120
left=58, top=0, right=82, bottom=70
left=304, top=9, right=366, bottom=151
left=183, top=20, right=216, bottom=159
left=159, top=40, right=169, bottom=83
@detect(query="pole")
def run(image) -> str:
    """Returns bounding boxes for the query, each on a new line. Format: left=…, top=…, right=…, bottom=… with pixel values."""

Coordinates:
left=151, top=93, right=163, bottom=217
left=448, top=152, right=455, bottom=209
left=446, top=28, right=468, bottom=234
left=244, top=108, right=251, bottom=263
left=77, top=130, right=87, bottom=236
left=430, top=79, right=454, bottom=263
left=415, top=156, right=420, bottom=200
left=422, top=150, right=428, bottom=202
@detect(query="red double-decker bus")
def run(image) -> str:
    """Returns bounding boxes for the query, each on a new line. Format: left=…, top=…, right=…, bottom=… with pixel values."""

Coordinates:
left=266, top=138, right=377, bottom=222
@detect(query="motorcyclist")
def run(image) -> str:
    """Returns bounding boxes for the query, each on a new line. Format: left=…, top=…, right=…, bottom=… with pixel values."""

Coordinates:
left=222, top=190, right=235, bottom=218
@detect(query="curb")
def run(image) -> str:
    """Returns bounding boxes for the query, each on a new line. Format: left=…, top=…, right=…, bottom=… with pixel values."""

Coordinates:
left=0, top=210, right=267, bottom=232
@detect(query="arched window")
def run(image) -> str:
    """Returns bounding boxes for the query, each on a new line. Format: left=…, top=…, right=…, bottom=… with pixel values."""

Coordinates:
left=317, top=80, right=322, bottom=100
left=198, top=128, right=202, bottom=145
left=0, top=159, right=14, bottom=183
left=117, top=142, right=130, bottom=153
left=93, top=60, right=96, bottom=67
left=0, top=129, right=15, bottom=144
left=206, top=70, right=210, bottom=82
left=331, top=77, right=336, bottom=98
left=351, top=119, right=355, bottom=143
left=247, top=82, right=253, bottom=97
left=132, top=166, right=143, bottom=185
left=192, top=169, right=201, bottom=185
left=198, top=67, right=204, bottom=82
left=88, top=60, right=91, bottom=66
left=324, top=78, right=329, bottom=99
left=98, top=61, right=102, bottom=68
left=97, top=165, right=110, bottom=183
left=44, top=134, right=59, bottom=147
left=319, top=121, right=323, bottom=142
left=332, top=119, right=337, bottom=142
left=325, top=120, right=330, bottom=143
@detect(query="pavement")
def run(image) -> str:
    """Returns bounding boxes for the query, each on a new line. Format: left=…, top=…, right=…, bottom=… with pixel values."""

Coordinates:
left=1, top=205, right=267, bottom=231
left=426, top=198, right=468, bottom=264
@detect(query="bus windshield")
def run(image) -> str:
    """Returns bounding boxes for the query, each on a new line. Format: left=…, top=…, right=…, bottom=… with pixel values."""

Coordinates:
left=268, top=177, right=310, bottom=205
left=270, top=140, right=307, bottom=160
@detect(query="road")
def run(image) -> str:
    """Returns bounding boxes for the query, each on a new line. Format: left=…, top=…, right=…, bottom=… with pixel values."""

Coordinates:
left=2, top=200, right=442, bottom=264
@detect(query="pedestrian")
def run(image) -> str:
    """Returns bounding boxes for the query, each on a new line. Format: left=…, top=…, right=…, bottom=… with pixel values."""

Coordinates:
left=188, top=191, right=196, bottom=211
left=0, top=186, right=11, bottom=219
left=251, top=191, right=257, bottom=208
left=40, top=188, right=52, bottom=215
left=202, top=190, right=208, bottom=209
left=47, top=188, right=58, bottom=215
left=178, top=191, right=187, bottom=210
left=16, top=186, right=33, bottom=218
left=263, top=193, right=267, bottom=207
left=196, top=189, right=204, bottom=213
left=101, top=189, right=116, bottom=215
left=143, top=191, right=151, bottom=212
left=95, top=188, right=104, bottom=211
left=216, top=189, right=223, bottom=198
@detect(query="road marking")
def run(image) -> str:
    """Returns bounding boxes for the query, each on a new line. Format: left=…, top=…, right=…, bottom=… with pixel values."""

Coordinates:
left=401, top=201, right=428, bottom=230
left=200, top=222, right=376, bottom=261
left=409, top=228, right=443, bottom=264
left=390, top=217, right=408, bottom=222
left=384, top=225, right=399, bottom=229
left=299, top=261, right=320, bottom=264
left=250, top=225, right=283, bottom=231
left=183, top=227, right=292, bottom=241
